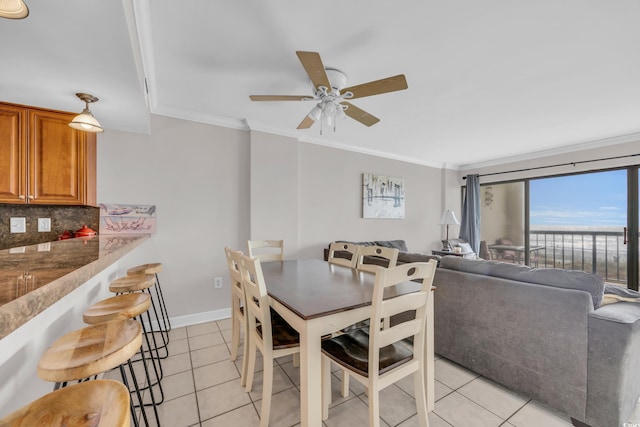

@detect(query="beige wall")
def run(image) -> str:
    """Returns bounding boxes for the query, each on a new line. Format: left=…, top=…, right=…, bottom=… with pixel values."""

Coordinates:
left=94, top=114, right=640, bottom=324
left=460, top=137, right=640, bottom=184
left=99, top=116, right=445, bottom=325
left=98, top=115, right=251, bottom=322
left=249, top=133, right=444, bottom=258
left=481, top=183, right=525, bottom=245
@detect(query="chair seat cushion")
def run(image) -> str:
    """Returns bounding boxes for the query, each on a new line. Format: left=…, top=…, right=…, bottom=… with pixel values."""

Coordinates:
left=256, top=313, right=300, bottom=349
left=321, top=328, right=413, bottom=377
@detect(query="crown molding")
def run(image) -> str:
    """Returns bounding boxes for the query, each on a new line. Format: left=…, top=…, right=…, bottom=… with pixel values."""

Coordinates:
left=459, top=131, right=640, bottom=171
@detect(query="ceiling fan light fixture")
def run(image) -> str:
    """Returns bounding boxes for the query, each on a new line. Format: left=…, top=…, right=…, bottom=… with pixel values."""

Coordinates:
left=0, top=0, right=28, bottom=19
left=69, top=93, right=104, bottom=133
left=308, top=104, right=322, bottom=122
left=336, top=104, right=348, bottom=121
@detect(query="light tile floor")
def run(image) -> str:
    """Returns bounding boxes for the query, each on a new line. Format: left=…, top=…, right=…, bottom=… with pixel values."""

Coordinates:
left=105, top=319, right=640, bottom=427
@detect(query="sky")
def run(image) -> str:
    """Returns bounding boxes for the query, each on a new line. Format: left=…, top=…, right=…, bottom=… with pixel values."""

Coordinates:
left=529, top=169, right=627, bottom=227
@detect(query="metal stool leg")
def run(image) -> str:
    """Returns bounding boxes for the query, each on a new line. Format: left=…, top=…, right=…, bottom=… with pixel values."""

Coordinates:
left=153, top=273, right=172, bottom=333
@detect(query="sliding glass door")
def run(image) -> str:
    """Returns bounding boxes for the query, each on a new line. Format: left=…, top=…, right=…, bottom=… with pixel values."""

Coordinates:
left=478, top=167, right=640, bottom=289
left=530, top=170, right=628, bottom=286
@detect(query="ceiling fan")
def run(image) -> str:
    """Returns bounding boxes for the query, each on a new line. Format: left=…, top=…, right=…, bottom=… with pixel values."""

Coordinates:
left=249, top=51, right=408, bottom=133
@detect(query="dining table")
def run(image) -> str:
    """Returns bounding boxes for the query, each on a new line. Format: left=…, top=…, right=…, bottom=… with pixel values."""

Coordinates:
left=261, top=258, right=435, bottom=427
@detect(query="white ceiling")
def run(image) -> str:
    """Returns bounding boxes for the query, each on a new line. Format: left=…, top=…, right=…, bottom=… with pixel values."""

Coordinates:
left=2, top=0, right=639, bottom=169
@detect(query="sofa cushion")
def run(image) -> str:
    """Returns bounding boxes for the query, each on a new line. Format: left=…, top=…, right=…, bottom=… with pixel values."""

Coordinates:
left=398, top=252, right=439, bottom=264
left=439, top=257, right=605, bottom=308
left=601, top=284, right=640, bottom=306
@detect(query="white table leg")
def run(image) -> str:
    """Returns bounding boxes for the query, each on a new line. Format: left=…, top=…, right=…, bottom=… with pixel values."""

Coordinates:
left=300, top=319, right=323, bottom=427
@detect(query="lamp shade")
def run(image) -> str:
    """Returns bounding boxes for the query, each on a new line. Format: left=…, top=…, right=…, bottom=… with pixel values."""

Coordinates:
left=69, top=109, right=104, bottom=133
left=439, top=210, right=460, bottom=225
left=68, top=93, right=104, bottom=133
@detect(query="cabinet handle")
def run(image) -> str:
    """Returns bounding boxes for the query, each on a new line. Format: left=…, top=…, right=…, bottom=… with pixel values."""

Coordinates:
left=27, top=195, right=34, bottom=200
left=18, top=195, right=25, bottom=199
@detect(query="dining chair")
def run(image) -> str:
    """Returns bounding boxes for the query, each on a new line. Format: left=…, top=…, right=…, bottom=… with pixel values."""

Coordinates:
left=238, top=252, right=301, bottom=427
left=327, top=242, right=361, bottom=268
left=247, top=239, right=284, bottom=262
left=224, top=247, right=250, bottom=386
left=321, top=260, right=437, bottom=427
left=355, top=245, right=399, bottom=273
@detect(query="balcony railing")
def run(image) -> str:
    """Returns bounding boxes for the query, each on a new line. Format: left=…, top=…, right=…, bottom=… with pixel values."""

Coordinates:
left=529, top=229, right=626, bottom=284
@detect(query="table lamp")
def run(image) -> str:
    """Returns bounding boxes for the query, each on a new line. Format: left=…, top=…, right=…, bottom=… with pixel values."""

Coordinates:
left=439, top=210, right=460, bottom=251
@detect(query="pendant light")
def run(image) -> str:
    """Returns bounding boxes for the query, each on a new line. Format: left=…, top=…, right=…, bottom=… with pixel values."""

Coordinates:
left=69, top=93, right=104, bottom=133
left=0, top=0, right=29, bottom=19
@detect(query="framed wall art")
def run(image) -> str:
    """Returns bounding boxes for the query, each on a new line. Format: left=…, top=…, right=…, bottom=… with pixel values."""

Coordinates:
left=362, top=173, right=405, bottom=219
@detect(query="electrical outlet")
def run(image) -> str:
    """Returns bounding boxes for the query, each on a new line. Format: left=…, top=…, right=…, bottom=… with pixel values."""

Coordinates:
left=10, top=217, right=26, bottom=233
left=38, top=218, right=51, bottom=232
left=214, top=277, right=223, bottom=289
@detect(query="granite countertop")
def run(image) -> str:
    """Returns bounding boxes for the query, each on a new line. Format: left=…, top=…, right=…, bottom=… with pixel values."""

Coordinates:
left=0, top=234, right=150, bottom=340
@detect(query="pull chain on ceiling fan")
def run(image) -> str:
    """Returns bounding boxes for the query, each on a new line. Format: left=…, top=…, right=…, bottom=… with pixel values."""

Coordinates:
left=249, top=51, right=408, bottom=134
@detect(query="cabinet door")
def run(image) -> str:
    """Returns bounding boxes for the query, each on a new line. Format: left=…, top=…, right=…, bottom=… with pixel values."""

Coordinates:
left=28, top=109, right=94, bottom=205
left=0, top=105, right=27, bottom=203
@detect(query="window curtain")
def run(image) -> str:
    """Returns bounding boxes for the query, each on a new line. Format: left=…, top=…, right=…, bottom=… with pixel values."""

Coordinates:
left=459, top=174, right=481, bottom=254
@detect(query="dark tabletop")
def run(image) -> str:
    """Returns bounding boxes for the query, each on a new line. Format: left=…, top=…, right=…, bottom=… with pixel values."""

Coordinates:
left=261, top=259, right=422, bottom=320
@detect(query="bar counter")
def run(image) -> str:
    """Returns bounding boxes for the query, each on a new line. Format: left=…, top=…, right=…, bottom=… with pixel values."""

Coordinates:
left=0, top=233, right=150, bottom=340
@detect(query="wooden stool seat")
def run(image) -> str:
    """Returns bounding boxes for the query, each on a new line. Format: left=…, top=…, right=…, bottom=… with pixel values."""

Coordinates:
left=84, top=293, right=151, bottom=324
left=109, top=274, right=155, bottom=293
left=127, top=263, right=162, bottom=276
left=38, top=319, right=142, bottom=383
left=0, top=379, right=131, bottom=427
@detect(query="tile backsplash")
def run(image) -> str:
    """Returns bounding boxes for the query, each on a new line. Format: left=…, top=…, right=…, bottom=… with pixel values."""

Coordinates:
left=0, top=205, right=99, bottom=250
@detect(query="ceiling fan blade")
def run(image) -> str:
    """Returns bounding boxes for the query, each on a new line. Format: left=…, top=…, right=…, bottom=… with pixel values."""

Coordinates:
left=296, top=51, right=332, bottom=90
left=341, top=74, right=408, bottom=99
left=297, top=115, right=315, bottom=129
left=250, top=95, right=314, bottom=101
left=341, top=102, right=380, bottom=127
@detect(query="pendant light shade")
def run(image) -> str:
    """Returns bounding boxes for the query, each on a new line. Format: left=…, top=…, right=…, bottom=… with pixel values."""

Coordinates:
left=69, top=93, right=104, bottom=133
left=0, top=0, right=29, bottom=19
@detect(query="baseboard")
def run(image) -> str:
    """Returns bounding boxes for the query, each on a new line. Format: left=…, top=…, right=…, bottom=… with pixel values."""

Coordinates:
left=145, top=307, right=231, bottom=331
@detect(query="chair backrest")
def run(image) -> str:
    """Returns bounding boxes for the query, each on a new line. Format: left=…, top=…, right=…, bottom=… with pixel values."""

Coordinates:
left=356, top=245, right=399, bottom=273
left=247, top=239, right=284, bottom=262
left=327, top=242, right=361, bottom=268
left=368, top=260, right=437, bottom=377
left=237, top=253, right=273, bottom=346
left=225, top=247, right=245, bottom=317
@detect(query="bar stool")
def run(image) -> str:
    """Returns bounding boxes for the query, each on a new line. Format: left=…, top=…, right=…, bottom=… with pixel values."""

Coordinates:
left=83, top=292, right=165, bottom=405
left=127, top=263, right=171, bottom=335
left=109, top=273, right=169, bottom=360
left=37, top=319, right=157, bottom=427
left=0, top=379, right=131, bottom=427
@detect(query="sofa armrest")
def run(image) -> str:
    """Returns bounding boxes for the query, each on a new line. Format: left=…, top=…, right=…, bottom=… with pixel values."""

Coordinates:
left=585, top=303, right=640, bottom=427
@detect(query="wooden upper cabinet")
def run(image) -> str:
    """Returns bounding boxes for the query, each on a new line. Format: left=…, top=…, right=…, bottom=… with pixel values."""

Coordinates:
left=0, top=105, right=27, bottom=203
left=0, top=102, right=96, bottom=206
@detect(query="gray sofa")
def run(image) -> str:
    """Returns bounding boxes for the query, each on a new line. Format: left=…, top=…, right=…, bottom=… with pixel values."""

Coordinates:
left=434, top=256, right=640, bottom=427
left=323, top=239, right=441, bottom=265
